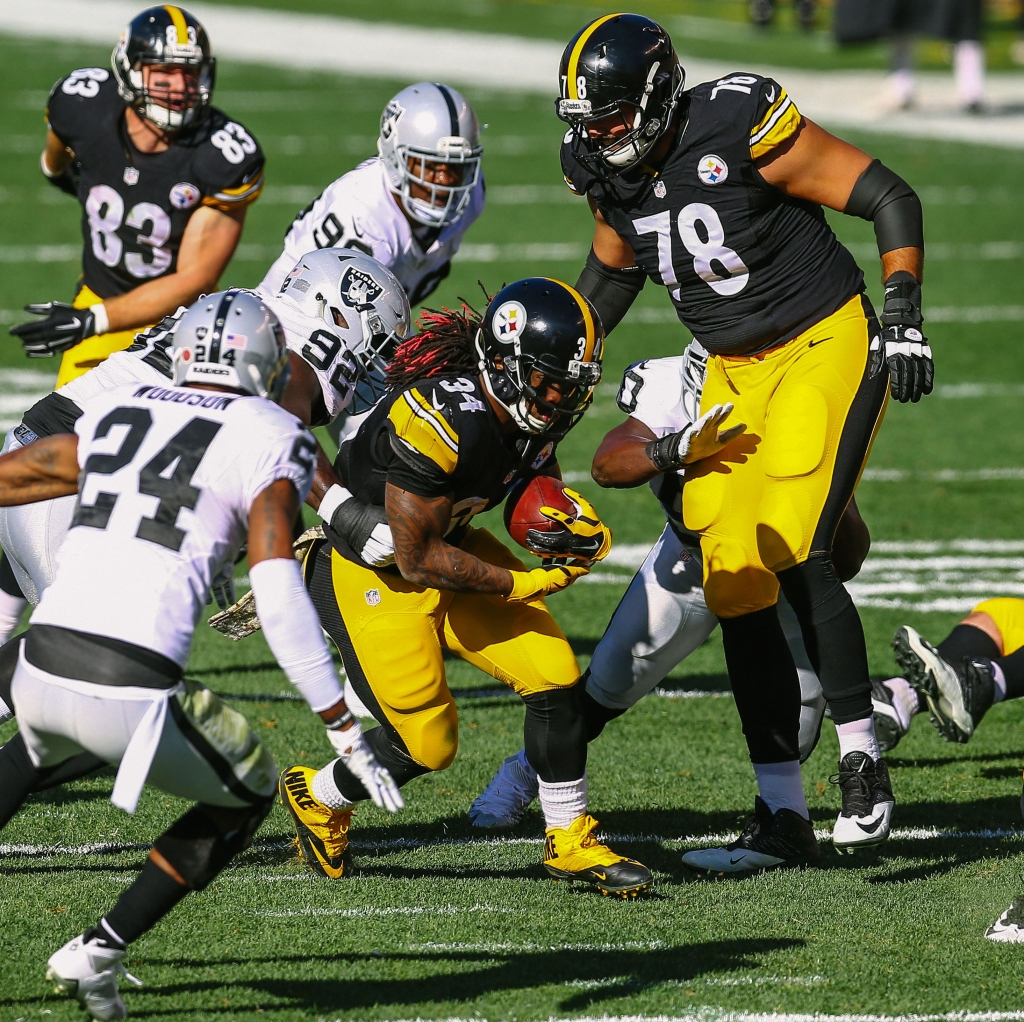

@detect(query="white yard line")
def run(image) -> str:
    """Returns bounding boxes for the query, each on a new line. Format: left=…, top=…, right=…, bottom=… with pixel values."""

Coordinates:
left=355, top=1014, right=1024, bottom=1022
left=254, top=903, right=523, bottom=918
left=5, top=0, right=1024, bottom=148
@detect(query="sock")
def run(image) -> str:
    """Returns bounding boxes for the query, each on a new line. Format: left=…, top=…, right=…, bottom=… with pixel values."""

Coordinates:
left=835, top=716, right=880, bottom=762
left=992, top=662, right=1008, bottom=702
left=753, top=760, right=808, bottom=819
left=0, top=730, right=42, bottom=829
left=938, top=623, right=1000, bottom=665
left=0, top=589, right=26, bottom=646
left=883, top=676, right=920, bottom=728
left=312, top=759, right=353, bottom=809
left=994, top=645, right=1024, bottom=701
left=954, top=39, right=985, bottom=105
left=538, top=774, right=587, bottom=831
left=101, top=858, right=189, bottom=946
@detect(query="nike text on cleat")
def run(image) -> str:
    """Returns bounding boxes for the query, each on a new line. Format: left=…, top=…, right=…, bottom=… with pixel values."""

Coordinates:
left=830, top=751, right=895, bottom=852
left=682, top=796, right=820, bottom=876
left=469, top=748, right=539, bottom=828
left=279, top=766, right=353, bottom=879
left=543, top=814, right=652, bottom=897
left=893, top=625, right=975, bottom=742
left=46, top=933, right=142, bottom=1021
left=986, top=896, right=1024, bottom=942
left=871, top=677, right=908, bottom=752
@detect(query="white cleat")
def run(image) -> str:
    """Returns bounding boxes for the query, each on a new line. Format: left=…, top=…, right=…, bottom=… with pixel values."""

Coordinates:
left=47, top=932, right=141, bottom=1021
left=830, top=751, right=895, bottom=853
left=468, top=748, right=538, bottom=828
left=892, top=625, right=973, bottom=741
left=986, top=898, right=1024, bottom=942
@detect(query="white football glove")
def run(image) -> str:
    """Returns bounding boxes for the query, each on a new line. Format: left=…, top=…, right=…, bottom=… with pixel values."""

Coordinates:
left=208, top=564, right=236, bottom=611
left=645, top=403, right=745, bottom=471
left=326, top=719, right=404, bottom=813
left=318, top=483, right=396, bottom=567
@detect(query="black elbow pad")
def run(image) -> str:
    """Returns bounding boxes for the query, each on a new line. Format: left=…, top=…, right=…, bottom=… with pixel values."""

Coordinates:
left=845, top=159, right=923, bottom=255
left=575, top=248, right=646, bottom=335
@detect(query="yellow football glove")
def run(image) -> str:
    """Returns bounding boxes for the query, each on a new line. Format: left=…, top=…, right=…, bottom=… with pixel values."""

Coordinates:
left=524, top=486, right=612, bottom=563
left=507, top=561, right=590, bottom=602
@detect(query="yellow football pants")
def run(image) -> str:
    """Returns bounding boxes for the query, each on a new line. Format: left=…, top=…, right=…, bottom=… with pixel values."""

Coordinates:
left=319, top=528, right=581, bottom=772
left=683, top=294, right=889, bottom=619
left=971, top=599, right=1024, bottom=656
left=55, top=285, right=152, bottom=387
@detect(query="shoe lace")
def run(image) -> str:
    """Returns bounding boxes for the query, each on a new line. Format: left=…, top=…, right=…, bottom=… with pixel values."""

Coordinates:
left=828, top=764, right=873, bottom=815
left=118, top=963, right=144, bottom=988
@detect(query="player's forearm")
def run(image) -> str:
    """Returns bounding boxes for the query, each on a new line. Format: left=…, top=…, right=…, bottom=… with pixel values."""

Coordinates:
left=102, top=270, right=220, bottom=333
left=41, top=130, right=73, bottom=177
left=592, top=420, right=660, bottom=488
left=881, top=247, right=923, bottom=283
left=0, top=435, right=79, bottom=506
left=305, top=445, right=342, bottom=512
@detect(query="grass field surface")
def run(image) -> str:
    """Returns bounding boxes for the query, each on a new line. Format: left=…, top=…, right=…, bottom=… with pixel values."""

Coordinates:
left=3, top=23, right=1024, bottom=1022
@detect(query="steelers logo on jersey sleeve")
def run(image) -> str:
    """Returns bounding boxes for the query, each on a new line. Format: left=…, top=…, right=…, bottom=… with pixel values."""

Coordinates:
left=697, top=155, right=729, bottom=186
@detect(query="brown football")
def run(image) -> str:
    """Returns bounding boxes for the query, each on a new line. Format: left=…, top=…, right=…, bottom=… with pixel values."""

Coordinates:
left=504, top=475, right=576, bottom=552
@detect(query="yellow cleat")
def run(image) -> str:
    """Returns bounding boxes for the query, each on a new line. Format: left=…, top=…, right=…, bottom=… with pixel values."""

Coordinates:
left=279, top=766, right=353, bottom=879
left=543, top=814, right=652, bottom=898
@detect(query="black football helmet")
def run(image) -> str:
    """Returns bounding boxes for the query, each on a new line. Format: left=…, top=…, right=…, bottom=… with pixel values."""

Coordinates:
left=476, top=278, right=604, bottom=436
left=112, top=6, right=215, bottom=130
left=556, top=13, right=684, bottom=178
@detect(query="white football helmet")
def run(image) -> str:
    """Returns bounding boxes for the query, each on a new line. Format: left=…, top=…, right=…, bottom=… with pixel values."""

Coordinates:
left=378, top=82, right=483, bottom=229
left=680, top=339, right=709, bottom=424
left=275, top=249, right=412, bottom=411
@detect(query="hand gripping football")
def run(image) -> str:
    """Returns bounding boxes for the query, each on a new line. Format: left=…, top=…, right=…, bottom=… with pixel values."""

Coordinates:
left=504, top=476, right=577, bottom=552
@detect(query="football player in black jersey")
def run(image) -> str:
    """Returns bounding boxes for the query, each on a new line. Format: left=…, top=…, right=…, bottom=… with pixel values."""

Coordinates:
left=278, top=278, right=653, bottom=897
left=9, top=5, right=264, bottom=388
left=556, top=14, right=930, bottom=851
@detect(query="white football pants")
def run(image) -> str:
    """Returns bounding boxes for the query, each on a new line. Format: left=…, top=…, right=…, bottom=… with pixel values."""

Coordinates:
left=0, top=430, right=76, bottom=606
left=586, top=523, right=826, bottom=762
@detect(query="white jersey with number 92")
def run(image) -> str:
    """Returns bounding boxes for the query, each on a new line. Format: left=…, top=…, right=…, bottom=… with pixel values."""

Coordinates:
left=31, top=384, right=317, bottom=667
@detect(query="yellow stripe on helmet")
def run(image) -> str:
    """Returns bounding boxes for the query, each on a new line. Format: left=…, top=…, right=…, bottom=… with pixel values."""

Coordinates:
left=546, top=278, right=599, bottom=363
left=163, top=5, right=189, bottom=44
left=567, top=13, right=624, bottom=99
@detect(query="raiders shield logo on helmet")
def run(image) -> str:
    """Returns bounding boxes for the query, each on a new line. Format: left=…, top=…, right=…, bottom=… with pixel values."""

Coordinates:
left=339, top=265, right=384, bottom=310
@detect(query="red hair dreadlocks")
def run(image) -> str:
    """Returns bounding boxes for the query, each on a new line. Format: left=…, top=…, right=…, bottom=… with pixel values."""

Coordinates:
left=385, top=301, right=482, bottom=392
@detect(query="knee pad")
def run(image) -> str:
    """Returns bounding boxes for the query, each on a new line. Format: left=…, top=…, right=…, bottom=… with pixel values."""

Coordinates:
left=523, top=686, right=586, bottom=783
left=580, top=678, right=626, bottom=743
left=153, top=798, right=272, bottom=891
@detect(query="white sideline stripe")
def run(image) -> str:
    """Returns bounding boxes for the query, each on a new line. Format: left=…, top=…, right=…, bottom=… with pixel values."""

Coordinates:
left=7, top=2, right=1024, bottom=149
left=873, top=539, right=1024, bottom=553
left=254, top=903, right=522, bottom=918
left=5, top=826, right=1017, bottom=860
left=862, top=467, right=1024, bottom=482
left=408, top=941, right=669, bottom=953
left=358, top=1014, right=1024, bottom=1022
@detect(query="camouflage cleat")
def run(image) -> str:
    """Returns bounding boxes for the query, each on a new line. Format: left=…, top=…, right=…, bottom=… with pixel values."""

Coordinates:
left=279, top=766, right=353, bottom=878
left=543, top=814, right=652, bottom=898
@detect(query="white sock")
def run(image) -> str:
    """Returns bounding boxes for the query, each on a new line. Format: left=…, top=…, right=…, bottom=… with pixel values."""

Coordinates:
left=992, top=662, right=1007, bottom=702
left=311, top=760, right=353, bottom=810
left=753, top=760, right=808, bottom=819
left=538, top=774, right=588, bottom=831
left=954, top=40, right=985, bottom=106
left=836, top=716, right=881, bottom=762
left=883, top=676, right=920, bottom=729
left=0, top=589, right=26, bottom=645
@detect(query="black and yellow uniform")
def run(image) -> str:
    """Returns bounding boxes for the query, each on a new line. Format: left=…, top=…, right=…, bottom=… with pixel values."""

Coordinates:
left=564, top=76, right=887, bottom=623
left=45, top=67, right=264, bottom=384
left=308, top=372, right=580, bottom=777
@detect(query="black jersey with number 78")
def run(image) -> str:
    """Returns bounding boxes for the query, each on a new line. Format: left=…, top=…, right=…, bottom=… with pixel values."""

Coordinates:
left=562, top=74, right=865, bottom=357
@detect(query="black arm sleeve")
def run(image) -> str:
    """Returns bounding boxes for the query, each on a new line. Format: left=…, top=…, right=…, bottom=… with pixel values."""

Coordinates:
left=575, top=248, right=646, bottom=335
left=844, top=159, right=923, bottom=256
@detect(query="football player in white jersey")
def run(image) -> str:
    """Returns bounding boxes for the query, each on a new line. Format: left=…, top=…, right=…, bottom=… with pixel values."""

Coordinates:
left=260, top=83, right=484, bottom=309
left=470, top=343, right=892, bottom=868
left=0, top=291, right=401, bottom=1019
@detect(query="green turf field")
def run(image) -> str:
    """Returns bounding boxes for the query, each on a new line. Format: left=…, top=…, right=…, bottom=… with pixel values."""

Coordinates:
left=4, top=25, right=1024, bottom=1022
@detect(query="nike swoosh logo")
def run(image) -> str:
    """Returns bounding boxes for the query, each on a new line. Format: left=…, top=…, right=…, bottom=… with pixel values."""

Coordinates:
left=766, top=86, right=776, bottom=102
left=729, top=854, right=748, bottom=864
left=855, top=816, right=884, bottom=834
left=592, top=871, right=607, bottom=880
left=807, top=336, right=832, bottom=348
left=431, top=392, right=445, bottom=411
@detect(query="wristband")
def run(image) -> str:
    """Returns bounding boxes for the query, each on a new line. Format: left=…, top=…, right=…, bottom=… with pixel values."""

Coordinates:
left=317, top=483, right=352, bottom=524
left=89, top=303, right=109, bottom=336
left=326, top=709, right=355, bottom=730
left=880, top=271, right=922, bottom=327
left=40, top=152, right=60, bottom=178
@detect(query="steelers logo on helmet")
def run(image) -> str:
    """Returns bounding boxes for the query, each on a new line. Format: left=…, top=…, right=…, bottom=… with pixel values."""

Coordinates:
left=339, top=265, right=384, bottom=309
left=492, top=301, right=527, bottom=345
left=697, top=155, right=729, bottom=186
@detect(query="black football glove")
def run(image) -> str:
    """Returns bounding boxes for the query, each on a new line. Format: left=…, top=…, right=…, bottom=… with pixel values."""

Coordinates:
left=869, top=271, right=933, bottom=404
left=10, top=302, right=97, bottom=358
left=524, top=487, right=612, bottom=562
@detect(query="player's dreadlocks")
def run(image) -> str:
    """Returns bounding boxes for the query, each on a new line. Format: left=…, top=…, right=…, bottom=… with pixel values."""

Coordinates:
left=386, top=298, right=484, bottom=392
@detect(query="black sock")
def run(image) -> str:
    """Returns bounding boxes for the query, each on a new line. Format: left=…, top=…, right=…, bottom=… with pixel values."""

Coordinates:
left=0, top=553, right=24, bottom=599
left=719, top=605, right=801, bottom=763
left=101, top=859, right=189, bottom=946
left=0, top=730, right=43, bottom=829
left=0, top=633, right=19, bottom=712
left=995, top=645, right=1024, bottom=701
left=777, top=553, right=872, bottom=724
left=331, top=725, right=429, bottom=802
left=31, top=752, right=108, bottom=793
left=938, top=623, right=1000, bottom=664
left=580, top=682, right=625, bottom=742
left=523, top=686, right=587, bottom=783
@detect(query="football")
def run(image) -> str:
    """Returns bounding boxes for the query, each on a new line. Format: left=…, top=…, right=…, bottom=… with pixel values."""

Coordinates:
left=504, top=475, right=576, bottom=551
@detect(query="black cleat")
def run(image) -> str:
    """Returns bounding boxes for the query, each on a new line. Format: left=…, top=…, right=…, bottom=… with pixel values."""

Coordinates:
left=871, top=677, right=908, bottom=752
left=831, top=751, right=894, bottom=852
left=682, top=796, right=820, bottom=876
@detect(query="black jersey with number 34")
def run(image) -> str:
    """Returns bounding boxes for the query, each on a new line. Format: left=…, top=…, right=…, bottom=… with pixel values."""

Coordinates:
left=46, top=68, right=264, bottom=300
left=562, top=73, right=864, bottom=356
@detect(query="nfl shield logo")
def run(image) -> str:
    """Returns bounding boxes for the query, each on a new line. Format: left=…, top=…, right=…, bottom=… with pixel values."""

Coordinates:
left=653, top=180, right=667, bottom=198
left=364, top=589, right=381, bottom=607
